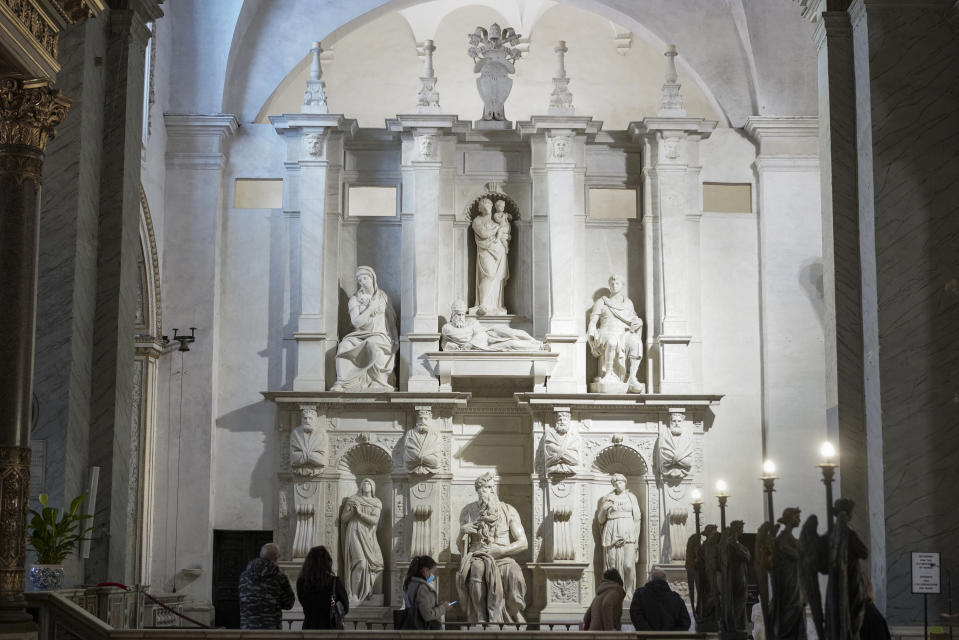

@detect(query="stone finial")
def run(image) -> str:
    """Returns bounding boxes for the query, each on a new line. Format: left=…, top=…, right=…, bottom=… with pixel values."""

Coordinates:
left=302, top=41, right=328, bottom=114
left=659, top=44, right=686, bottom=116
left=548, top=40, right=574, bottom=115
left=417, top=39, right=441, bottom=113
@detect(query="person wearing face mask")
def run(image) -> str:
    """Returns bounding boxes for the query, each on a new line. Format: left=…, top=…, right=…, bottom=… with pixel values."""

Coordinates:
left=400, top=556, right=452, bottom=630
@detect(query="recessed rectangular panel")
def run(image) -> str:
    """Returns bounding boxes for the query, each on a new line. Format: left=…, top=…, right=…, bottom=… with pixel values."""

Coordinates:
left=702, top=182, right=752, bottom=213
left=348, top=186, right=398, bottom=217
left=464, top=150, right=523, bottom=174
left=588, top=188, right=638, bottom=219
left=234, top=179, right=283, bottom=209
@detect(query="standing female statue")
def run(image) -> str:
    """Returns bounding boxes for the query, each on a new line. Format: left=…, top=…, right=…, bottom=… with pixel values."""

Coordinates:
left=341, top=478, right=384, bottom=603
left=597, top=473, right=643, bottom=594
left=470, top=197, right=511, bottom=315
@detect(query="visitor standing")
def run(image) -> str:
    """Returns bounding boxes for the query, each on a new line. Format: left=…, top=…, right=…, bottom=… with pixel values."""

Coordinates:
left=629, top=569, right=691, bottom=631
left=296, top=545, right=349, bottom=630
left=583, top=569, right=627, bottom=630
left=238, top=542, right=295, bottom=629
left=400, top=556, right=451, bottom=630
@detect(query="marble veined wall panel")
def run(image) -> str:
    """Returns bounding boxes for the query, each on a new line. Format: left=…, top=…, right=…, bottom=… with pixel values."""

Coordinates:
left=853, top=1, right=959, bottom=623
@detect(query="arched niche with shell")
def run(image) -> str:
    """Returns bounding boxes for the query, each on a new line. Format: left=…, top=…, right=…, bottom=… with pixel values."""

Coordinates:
left=464, top=183, right=523, bottom=317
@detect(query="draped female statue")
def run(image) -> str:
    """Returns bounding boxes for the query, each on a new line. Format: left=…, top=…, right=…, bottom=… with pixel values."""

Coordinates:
left=341, top=478, right=384, bottom=603
left=470, top=196, right=512, bottom=315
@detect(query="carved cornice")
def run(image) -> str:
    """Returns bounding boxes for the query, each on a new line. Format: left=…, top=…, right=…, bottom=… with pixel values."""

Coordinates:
left=0, top=0, right=106, bottom=78
left=0, top=76, right=70, bottom=151
left=50, top=0, right=107, bottom=25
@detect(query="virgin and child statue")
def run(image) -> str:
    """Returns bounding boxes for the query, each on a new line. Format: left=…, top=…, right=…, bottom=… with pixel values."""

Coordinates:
left=470, top=197, right=512, bottom=316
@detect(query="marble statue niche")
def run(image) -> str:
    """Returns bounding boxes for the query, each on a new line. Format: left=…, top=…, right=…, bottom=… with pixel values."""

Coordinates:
left=597, top=473, right=643, bottom=595
left=331, top=266, right=398, bottom=392
left=441, top=299, right=543, bottom=351
left=468, top=193, right=515, bottom=316
left=587, top=274, right=646, bottom=393
left=467, top=23, right=522, bottom=122
left=341, top=477, right=385, bottom=604
left=542, top=409, right=580, bottom=476
left=660, top=410, right=694, bottom=481
left=456, top=472, right=528, bottom=623
left=405, top=407, right=441, bottom=476
left=290, top=404, right=327, bottom=478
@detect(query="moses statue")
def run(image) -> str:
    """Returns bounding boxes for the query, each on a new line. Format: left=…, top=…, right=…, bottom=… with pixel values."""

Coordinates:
left=456, top=472, right=528, bottom=623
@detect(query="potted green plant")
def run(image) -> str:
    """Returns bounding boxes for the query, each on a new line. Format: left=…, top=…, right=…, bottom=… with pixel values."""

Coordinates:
left=28, top=492, right=93, bottom=590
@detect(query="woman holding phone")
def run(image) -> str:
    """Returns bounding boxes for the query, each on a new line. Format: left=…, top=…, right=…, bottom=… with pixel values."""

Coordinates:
left=400, top=556, right=453, bottom=630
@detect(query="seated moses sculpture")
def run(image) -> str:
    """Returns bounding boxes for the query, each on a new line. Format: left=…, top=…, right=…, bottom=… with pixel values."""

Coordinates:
left=456, top=472, right=528, bottom=623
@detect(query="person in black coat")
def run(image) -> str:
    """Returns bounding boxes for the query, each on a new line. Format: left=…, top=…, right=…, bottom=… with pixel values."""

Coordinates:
left=296, top=545, right=349, bottom=629
left=629, top=568, right=692, bottom=631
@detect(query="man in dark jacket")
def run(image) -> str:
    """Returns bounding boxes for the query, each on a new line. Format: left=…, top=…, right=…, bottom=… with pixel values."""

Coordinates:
left=238, top=543, right=295, bottom=629
left=629, top=568, right=692, bottom=631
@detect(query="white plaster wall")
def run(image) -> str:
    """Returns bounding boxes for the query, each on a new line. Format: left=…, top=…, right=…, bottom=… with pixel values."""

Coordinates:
left=257, top=4, right=720, bottom=129
left=214, top=124, right=289, bottom=531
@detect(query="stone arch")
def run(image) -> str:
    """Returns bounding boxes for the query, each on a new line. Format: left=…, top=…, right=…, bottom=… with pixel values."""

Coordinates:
left=592, top=443, right=649, bottom=477
left=337, top=441, right=393, bottom=475
left=137, top=184, right=162, bottom=338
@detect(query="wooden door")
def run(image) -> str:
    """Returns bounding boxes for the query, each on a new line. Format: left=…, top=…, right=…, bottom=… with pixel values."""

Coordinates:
left=211, top=529, right=274, bottom=628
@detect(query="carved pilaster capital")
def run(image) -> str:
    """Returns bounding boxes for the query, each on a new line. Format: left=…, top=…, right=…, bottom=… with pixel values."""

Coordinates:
left=0, top=77, right=70, bottom=152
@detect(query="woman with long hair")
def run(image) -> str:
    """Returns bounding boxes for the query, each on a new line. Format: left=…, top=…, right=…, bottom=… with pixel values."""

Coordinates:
left=297, top=546, right=349, bottom=629
left=400, top=555, right=451, bottom=630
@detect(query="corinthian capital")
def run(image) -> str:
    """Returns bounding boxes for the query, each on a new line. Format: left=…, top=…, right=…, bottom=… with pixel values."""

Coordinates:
left=0, top=77, right=71, bottom=152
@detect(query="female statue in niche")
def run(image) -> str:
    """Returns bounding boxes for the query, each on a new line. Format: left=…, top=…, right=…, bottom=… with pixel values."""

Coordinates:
left=341, top=478, right=384, bottom=603
left=470, top=197, right=511, bottom=316
left=597, top=473, right=643, bottom=595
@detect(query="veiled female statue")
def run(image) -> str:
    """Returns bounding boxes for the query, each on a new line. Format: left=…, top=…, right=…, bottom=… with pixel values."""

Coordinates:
left=470, top=196, right=512, bottom=315
left=341, top=478, right=384, bottom=603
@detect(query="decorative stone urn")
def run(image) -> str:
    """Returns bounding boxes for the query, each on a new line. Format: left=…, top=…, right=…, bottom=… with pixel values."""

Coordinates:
left=29, top=564, right=65, bottom=591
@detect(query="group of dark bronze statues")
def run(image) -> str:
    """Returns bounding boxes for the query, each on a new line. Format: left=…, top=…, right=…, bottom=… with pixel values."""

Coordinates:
left=685, top=500, right=869, bottom=640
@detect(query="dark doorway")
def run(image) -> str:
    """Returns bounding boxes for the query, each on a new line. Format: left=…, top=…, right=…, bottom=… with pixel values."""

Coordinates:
left=212, top=529, right=274, bottom=628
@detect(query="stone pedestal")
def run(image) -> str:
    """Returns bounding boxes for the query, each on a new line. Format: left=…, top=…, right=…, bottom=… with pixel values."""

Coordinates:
left=271, top=113, right=357, bottom=391
left=530, top=563, right=589, bottom=622
left=427, top=351, right=559, bottom=392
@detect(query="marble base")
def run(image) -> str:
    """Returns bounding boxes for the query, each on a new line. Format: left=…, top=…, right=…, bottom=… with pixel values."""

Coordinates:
left=427, top=351, right=559, bottom=392
left=588, top=379, right=645, bottom=394
left=402, top=334, right=441, bottom=392
left=530, top=563, right=589, bottom=622
left=473, top=119, right=513, bottom=130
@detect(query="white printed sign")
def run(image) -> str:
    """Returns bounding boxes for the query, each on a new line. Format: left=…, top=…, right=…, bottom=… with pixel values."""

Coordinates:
left=912, top=552, right=941, bottom=594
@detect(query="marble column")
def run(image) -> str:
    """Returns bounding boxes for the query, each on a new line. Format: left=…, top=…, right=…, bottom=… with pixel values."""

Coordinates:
left=520, top=116, right=601, bottom=392
left=744, top=117, right=828, bottom=515
left=813, top=4, right=871, bottom=546
left=158, top=114, right=237, bottom=605
left=271, top=114, right=356, bottom=391
left=31, top=14, right=108, bottom=588
left=847, top=0, right=959, bottom=620
left=86, top=0, right=162, bottom=586
left=0, top=77, right=70, bottom=625
left=387, top=115, right=464, bottom=391
left=631, top=117, right=715, bottom=393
